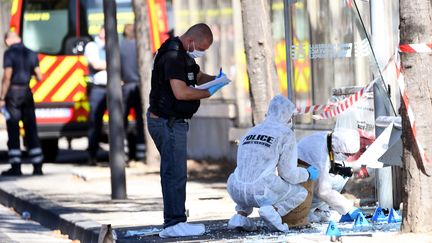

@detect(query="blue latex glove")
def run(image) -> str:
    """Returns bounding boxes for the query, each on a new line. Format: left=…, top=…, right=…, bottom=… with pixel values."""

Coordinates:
left=207, top=82, right=228, bottom=96
left=307, top=166, right=319, bottom=181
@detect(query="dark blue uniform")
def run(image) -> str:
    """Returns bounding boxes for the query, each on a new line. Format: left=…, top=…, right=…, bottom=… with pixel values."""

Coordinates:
left=2, top=43, right=43, bottom=176
left=120, top=38, right=145, bottom=160
left=84, top=39, right=107, bottom=163
left=147, top=37, right=200, bottom=228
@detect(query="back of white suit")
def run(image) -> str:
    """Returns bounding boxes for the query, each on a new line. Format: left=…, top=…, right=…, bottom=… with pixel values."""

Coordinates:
left=227, top=96, right=309, bottom=216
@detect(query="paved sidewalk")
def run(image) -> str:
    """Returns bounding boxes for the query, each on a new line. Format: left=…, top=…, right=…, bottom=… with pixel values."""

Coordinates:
left=0, top=203, right=72, bottom=243
left=1, top=162, right=432, bottom=243
left=0, top=162, right=240, bottom=242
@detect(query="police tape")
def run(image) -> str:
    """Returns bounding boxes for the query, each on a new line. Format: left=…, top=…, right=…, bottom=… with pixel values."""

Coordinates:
left=295, top=104, right=331, bottom=115
left=294, top=52, right=398, bottom=119
left=394, top=60, right=431, bottom=167
left=312, top=81, right=375, bottom=120
left=399, top=43, right=432, bottom=53
left=294, top=80, right=375, bottom=119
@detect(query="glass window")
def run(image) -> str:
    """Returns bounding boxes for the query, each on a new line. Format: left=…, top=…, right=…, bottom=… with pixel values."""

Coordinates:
left=86, top=0, right=134, bottom=37
left=286, top=0, right=384, bottom=129
left=22, top=0, right=69, bottom=54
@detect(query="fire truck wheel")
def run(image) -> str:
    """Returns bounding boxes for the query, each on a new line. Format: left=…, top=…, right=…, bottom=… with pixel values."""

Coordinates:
left=41, top=138, right=59, bottom=162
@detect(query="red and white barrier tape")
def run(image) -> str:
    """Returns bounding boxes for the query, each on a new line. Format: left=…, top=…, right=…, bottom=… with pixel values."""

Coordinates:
left=311, top=80, right=375, bottom=120
left=295, top=104, right=330, bottom=115
left=399, top=43, right=432, bottom=53
left=295, top=53, right=397, bottom=119
left=394, top=61, right=431, bottom=166
left=294, top=79, right=375, bottom=119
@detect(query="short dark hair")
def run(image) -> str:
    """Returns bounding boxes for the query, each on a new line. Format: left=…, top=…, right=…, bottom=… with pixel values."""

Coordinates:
left=185, top=23, right=213, bottom=44
left=123, top=24, right=134, bottom=39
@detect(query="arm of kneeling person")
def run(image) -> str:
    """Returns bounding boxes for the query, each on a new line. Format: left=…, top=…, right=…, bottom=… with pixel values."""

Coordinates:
left=278, top=135, right=309, bottom=184
left=315, top=171, right=353, bottom=215
left=170, top=79, right=211, bottom=100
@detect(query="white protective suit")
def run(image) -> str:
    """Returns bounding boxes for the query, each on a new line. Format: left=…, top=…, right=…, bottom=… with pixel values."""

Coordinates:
left=227, top=95, right=309, bottom=217
left=297, top=128, right=360, bottom=216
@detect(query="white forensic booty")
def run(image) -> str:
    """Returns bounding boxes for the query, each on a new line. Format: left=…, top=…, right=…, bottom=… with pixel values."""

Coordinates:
left=258, top=206, right=289, bottom=233
left=227, top=214, right=257, bottom=231
left=309, top=209, right=331, bottom=223
left=159, top=222, right=205, bottom=238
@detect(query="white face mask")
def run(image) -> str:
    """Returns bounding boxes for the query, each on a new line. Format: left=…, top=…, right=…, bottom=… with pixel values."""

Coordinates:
left=187, top=41, right=205, bottom=58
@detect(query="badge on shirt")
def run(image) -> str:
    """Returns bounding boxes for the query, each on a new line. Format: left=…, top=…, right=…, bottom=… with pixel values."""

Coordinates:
left=187, top=72, right=194, bottom=81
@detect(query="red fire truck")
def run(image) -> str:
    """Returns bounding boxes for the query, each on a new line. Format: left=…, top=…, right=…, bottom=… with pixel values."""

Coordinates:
left=8, top=0, right=169, bottom=160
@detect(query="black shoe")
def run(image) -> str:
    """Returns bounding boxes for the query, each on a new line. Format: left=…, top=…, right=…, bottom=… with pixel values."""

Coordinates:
left=32, top=164, right=43, bottom=175
left=1, top=164, right=23, bottom=176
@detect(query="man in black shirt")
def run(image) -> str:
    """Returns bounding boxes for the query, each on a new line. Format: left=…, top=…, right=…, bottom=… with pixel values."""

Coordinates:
left=147, top=23, right=229, bottom=238
left=120, top=24, right=145, bottom=161
left=0, top=31, right=44, bottom=176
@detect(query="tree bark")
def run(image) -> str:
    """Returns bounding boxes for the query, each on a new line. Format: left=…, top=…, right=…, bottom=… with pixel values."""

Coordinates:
left=132, top=0, right=159, bottom=165
left=0, top=0, right=12, bottom=74
left=240, top=0, right=279, bottom=124
left=399, top=0, right=432, bottom=233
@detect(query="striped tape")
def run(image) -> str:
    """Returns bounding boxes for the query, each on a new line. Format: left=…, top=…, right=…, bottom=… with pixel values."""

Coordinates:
left=295, top=104, right=331, bottom=115
left=295, top=53, right=396, bottom=119
left=399, top=44, right=432, bottom=53
left=311, top=80, right=375, bottom=120
left=294, top=81, right=374, bottom=119
left=394, top=60, right=431, bottom=168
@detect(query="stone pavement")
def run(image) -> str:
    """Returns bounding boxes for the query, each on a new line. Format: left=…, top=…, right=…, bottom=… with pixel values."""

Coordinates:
left=0, top=203, right=71, bottom=243
left=2, top=162, right=430, bottom=243
left=0, top=162, right=243, bottom=242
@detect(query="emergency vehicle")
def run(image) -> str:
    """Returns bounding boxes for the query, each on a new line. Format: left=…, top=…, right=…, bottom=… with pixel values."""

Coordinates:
left=8, top=0, right=168, bottom=161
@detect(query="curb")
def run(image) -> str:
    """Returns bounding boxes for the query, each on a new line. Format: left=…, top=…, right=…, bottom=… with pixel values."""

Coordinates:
left=0, top=182, right=101, bottom=243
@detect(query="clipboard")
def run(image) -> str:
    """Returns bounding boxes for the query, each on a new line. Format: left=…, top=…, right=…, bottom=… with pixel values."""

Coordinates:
left=194, top=75, right=230, bottom=90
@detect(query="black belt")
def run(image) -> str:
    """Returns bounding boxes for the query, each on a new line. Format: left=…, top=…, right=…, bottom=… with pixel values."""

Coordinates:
left=9, top=84, right=30, bottom=90
left=92, top=84, right=107, bottom=88
left=150, top=112, right=186, bottom=127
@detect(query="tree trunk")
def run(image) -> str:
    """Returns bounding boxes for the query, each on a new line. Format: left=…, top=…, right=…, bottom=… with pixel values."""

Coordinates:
left=132, top=0, right=159, bottom=165
left=240, top=0, right=279, bottom=124
left=399, top=0, right=432, bottom=233
left=0, top=0, right=12, bottom=74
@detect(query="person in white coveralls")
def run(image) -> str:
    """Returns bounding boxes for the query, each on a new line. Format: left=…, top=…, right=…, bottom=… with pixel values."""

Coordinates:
left=226, top=95, right=319, bottom=232
left=297, top=128, right=363, bottom=223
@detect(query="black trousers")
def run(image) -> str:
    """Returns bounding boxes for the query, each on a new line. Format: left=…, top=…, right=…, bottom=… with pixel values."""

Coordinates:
left=122, top=82, right=145, bottom=159
left=5, top=86, right=43, bottom=164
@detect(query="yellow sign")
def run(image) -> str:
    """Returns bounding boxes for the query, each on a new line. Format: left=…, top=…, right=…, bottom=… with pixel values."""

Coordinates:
left=24, top=12, right=50, bottom=21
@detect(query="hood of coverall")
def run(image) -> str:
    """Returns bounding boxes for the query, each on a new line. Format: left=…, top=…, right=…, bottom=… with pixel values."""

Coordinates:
left=265, top=95, right=296, bottom=125
left=332, top=128, right=360, bottom=154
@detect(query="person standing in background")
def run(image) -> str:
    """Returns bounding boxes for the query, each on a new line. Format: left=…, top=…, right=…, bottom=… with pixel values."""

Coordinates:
left=84, top=26, right=107, bottom=165
left=120, top=24, right=145, bottom=161
left=0, top=31, right=44, bottom=176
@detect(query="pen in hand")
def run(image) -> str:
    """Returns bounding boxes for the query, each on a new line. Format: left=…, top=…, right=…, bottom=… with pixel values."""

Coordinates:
left=217, top=67, right=222, bottom=78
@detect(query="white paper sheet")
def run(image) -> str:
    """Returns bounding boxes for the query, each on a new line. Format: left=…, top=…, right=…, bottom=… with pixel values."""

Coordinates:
left=194, top=75, right=230, bottom=90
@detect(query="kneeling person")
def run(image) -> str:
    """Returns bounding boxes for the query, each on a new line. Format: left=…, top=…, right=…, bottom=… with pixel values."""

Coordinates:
left=297, top=128, right=362, bottom=223
left=226, top=95, right=319, bottom=232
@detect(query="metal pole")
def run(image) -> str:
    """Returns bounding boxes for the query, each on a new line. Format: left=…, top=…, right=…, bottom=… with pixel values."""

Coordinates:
left=103, top=0, right=127, bottom=199
left=283, top=0, right=294, bottom=101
